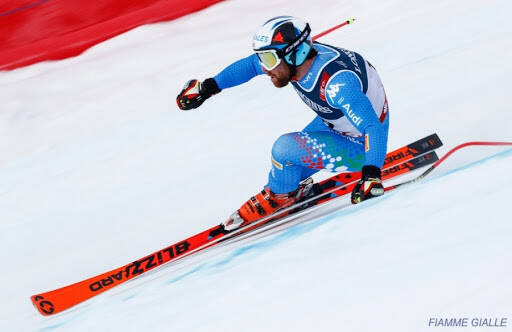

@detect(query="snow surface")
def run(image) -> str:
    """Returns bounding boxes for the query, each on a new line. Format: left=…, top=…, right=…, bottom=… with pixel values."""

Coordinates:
left=1, top=0, right=511, bottom=331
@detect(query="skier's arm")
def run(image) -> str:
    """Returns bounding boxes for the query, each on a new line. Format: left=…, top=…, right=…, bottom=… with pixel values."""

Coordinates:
left=324, top=70, right=387, bottom=168
left=177, top=54, right=264, bottom=110
left=214, top=54, right=265, bottom=89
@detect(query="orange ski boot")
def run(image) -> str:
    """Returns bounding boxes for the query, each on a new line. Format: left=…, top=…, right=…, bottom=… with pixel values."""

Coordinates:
left=222, top=178, right=314, bottom=231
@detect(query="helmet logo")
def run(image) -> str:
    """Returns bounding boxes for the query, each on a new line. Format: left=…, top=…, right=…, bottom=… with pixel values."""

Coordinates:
left=273, top=32, right=284, bottom=43
left=254, top=35, right=269, bottom=43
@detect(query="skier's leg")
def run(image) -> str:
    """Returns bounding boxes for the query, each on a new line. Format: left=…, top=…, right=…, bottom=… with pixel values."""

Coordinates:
left=223, top=119, right=366, bottom=230
left=271, top=115, right=334, bottom=185
left=268, top=130, right=366, bottom=194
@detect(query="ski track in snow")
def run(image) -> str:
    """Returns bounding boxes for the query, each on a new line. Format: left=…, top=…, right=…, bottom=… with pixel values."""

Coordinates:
left=1, top=0, right=511, bottom=331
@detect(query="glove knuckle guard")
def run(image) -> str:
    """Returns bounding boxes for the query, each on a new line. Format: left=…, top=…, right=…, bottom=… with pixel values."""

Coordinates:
left=351, top=165, right=384, bottom=204
left=176, top=78, right=221, bottom=110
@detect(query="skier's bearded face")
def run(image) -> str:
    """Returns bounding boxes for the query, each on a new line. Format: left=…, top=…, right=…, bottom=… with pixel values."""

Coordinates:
left=262, top=61, right=290, bottom=88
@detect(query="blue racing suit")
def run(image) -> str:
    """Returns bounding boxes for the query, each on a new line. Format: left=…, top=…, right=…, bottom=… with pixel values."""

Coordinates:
left=214, top=42, right=389, bottom=194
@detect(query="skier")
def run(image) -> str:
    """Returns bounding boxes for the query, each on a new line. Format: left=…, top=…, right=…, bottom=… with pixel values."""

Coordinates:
left=177, top=16, right=389, bottom=231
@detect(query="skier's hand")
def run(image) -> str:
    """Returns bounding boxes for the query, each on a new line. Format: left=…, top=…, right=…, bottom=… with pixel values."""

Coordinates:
left=176, top=78, right=221, bottom=110
left=351, top=165, right=384, bottom=204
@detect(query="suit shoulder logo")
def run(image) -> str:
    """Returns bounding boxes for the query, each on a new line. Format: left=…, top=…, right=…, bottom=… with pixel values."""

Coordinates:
left=326, top=82, right=345, bottom=102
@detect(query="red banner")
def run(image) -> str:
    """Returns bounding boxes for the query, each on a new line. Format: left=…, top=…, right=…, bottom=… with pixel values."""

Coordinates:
left=0, top=0, right=223, bottom=70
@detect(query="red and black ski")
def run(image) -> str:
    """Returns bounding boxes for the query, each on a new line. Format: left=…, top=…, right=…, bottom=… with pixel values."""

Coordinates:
left=211, top=133, right=442, bottom=237
left=31, top=133, right=442, bottom=316
left=305, top=133, right=442, bottom=205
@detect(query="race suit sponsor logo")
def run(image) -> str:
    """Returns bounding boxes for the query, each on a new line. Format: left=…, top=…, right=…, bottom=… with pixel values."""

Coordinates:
left=326, top=82, right=346, bottom=106
left=301, top=72, right=313, bottom=85
left=296, top=89, right=333, bottom=114
left=326, top=83, right=344, bottom=101
left=342, top=103, right=363, bottom=126
left=341, top=48, right=362, bottom=74
left=335, top=60, right=348, bottom=68
left=319, top=72, right=331, bottom=101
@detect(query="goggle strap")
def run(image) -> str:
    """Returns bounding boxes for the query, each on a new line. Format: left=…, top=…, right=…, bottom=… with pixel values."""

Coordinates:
left=283, top=23, right=311, bottom=56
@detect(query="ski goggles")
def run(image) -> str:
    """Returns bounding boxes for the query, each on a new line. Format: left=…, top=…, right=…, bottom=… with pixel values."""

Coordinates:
left=254, top=23, right=311, bottom=71
left=255, top=49, right=282, bottom=71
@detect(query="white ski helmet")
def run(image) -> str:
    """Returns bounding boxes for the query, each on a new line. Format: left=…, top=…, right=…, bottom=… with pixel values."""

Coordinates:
left=252, top=16, right=313, bottom=70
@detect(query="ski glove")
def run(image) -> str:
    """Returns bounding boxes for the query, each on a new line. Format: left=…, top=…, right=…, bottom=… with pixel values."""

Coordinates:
left=351, top=165, right=385, bottom=204
left=176, top=78, right=221, bottom=110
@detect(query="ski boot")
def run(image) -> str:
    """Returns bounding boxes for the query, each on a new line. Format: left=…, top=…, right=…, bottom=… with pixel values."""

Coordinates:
left=222, top=178, right=314, bottom=231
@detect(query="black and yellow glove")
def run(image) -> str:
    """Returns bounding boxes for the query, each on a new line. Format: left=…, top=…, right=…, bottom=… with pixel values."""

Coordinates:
left=351, top=165, right=385, bottom=204
left=176, top=78, right=221, bottom=110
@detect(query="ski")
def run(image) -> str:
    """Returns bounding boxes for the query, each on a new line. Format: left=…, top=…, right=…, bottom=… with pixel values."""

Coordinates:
left=316, top=133, right=442, bottom=199
left=216, top=152, right=441, bottom=247
left=215, top=149, right=440, bottom=242
left=209, top=133, right=442, bottom=238
left=289, top=133, right=443, bottom=208
left=31, top=133, right=442, bottom=316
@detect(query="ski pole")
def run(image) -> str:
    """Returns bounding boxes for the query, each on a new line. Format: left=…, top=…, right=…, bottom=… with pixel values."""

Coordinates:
left=386, top=141, right=512, bottom=191
left=313, top=18, right=355, bottom=41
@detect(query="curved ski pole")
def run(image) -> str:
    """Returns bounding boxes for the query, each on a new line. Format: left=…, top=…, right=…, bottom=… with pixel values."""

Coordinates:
left=385, top=141, right=512, bottom=192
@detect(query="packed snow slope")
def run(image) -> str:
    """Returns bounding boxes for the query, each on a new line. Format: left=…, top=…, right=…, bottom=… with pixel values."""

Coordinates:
left=1, top=0, right=511, bottom=331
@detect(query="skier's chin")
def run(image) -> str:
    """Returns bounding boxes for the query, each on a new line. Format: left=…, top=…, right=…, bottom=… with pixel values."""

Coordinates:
left=271, top=76, right=289, bottom=88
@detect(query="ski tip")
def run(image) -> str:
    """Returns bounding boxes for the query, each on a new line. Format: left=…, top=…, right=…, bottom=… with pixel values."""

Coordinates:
left=31, top=294, right=56, bottom=316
